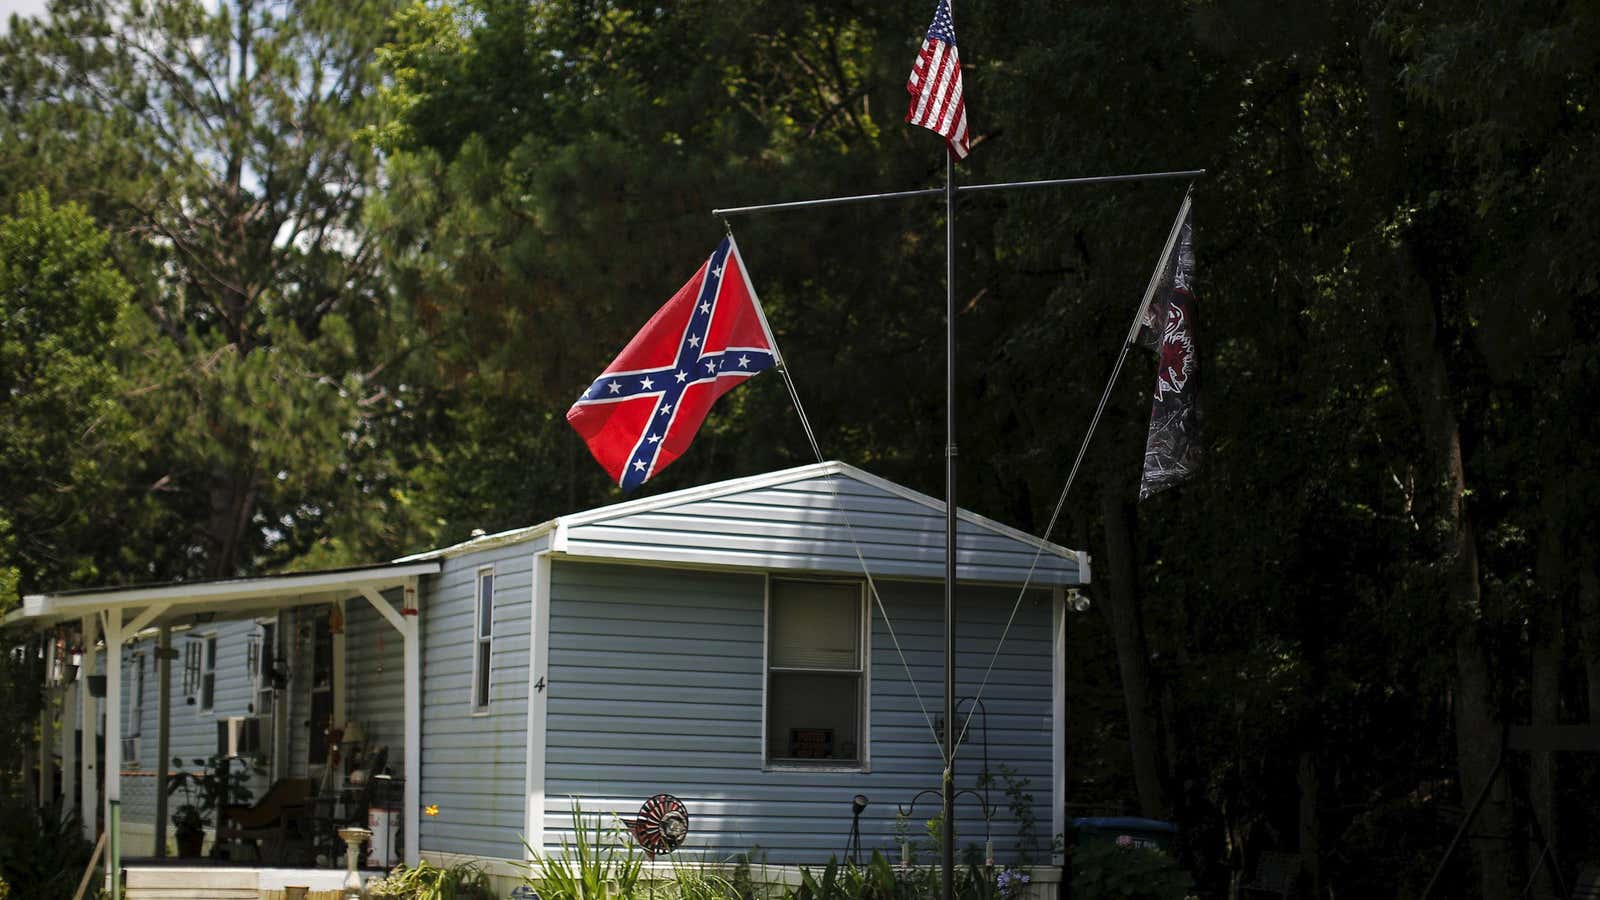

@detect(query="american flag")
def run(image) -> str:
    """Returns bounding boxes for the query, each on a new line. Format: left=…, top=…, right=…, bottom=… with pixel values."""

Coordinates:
left=566, top=237, right=778, bottom=491
left=905, top=0, right=970, bottom=159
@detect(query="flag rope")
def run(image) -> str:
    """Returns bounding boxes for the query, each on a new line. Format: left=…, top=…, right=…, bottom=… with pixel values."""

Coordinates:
left=738, top=229, right=951, bottom=765
left=949, top=188, right=1194, bottom=762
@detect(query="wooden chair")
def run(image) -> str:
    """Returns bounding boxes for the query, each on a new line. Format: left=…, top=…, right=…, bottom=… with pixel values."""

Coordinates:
left=216, top=777, right=314, bottom=864
left=1241, top=850, right=1303, bottom=899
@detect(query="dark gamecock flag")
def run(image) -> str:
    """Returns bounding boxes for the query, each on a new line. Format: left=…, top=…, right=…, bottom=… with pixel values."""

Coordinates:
left=567, top=237, right=779, bottom=491
left=1136, top=205, right=1200, bottom=499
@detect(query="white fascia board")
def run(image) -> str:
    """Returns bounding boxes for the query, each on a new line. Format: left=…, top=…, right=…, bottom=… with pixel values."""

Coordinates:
left=18, top=561, right=441, bottom=623
left=559, top=461, right=844, bottom=529
left=392, top=521, right=559, bottom=563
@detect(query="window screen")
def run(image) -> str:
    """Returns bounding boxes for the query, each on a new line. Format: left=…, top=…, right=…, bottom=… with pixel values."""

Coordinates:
left=766, top=580, right=864, bottom=765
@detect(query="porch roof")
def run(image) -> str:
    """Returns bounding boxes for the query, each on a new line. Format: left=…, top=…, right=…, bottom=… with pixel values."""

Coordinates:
left=5, top=560, right=440, bottom=631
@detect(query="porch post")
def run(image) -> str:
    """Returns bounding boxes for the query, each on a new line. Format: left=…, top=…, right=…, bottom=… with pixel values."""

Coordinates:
left=332, top=600, right=347, bottom=733
left=61, top=678, right=77, bottom=826
left=103, top=608, right=123, bottom=858
left=403, top=577, right=421, bottom=866
left=154, top=625, right=172, bottom=857
left=360, top=582, right=423, bottom=867
left=39, top=689, right=54, bottom=809
left=80, top=613, right=99, bottom=843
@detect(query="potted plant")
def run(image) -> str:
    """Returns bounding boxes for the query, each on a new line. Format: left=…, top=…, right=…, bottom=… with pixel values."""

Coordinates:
left=166, top=754, right=263, bottom=858
left=170, top=800, right=205, bottom=858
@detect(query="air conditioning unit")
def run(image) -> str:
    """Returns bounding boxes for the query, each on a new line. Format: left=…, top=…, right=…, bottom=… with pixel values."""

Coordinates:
left=216, top=717, right=264, bottom=758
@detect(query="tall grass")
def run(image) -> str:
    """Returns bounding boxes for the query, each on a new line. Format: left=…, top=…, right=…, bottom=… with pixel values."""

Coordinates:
left=525, top=802, right=645, bottom=900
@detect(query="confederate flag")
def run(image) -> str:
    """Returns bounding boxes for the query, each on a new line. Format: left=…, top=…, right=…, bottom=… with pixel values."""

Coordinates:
left=1137, top=208, right=1200, bottom=499
left=567, top=237, right=779, bottom=491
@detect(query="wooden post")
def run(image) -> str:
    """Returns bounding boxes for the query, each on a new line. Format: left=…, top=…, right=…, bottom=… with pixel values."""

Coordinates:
left=403, top=577, right=421, bottom=866
left=80, top=614, right=99, bottom=843
left=62, top=678, right=77, bottom=828
left=155, top=625, right=172, bottom=858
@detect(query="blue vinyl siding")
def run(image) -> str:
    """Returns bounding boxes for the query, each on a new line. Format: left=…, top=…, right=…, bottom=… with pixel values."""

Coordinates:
left=541, top=562, right=1054, bottom=865
left=559, top=472, right=1081, bottom=588
left=116, top=619, right=269, bottom=826
left=417, top=539, right=541, bottom=861
left=346, top=590, right=407, bottom=771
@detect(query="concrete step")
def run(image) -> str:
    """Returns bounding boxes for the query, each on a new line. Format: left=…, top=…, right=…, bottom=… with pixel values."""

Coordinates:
left=125, top=866, right=256, bottom=899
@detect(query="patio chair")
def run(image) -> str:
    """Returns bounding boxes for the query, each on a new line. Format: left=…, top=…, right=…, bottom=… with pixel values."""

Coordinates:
left=216, top=776, right=314, bottom=864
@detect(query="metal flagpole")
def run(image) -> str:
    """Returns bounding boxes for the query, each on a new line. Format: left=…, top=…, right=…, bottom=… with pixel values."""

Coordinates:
left=711, top=165, right=1203, bottom=900
left=942, top=151, right=958, bottom=900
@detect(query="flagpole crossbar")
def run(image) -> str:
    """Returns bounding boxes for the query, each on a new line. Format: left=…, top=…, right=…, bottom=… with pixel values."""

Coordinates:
left=711, top=168, right=1206, bottom=218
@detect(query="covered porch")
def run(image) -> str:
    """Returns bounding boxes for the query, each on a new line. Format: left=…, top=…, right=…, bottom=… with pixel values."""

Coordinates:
left=5, top=560, right=439, bottom=888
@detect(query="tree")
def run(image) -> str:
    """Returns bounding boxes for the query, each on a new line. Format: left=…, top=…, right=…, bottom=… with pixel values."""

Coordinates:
left=0, top=190, right=139, bottom=605
left=0, top=0, right=433, bottom=580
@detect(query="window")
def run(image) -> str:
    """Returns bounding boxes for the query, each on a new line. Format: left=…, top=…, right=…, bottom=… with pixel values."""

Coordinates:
left=250, top=621, right=276, bottom=718
left=182, top=640, right=202, bottom=696
left=126, top=653, right=145, bottom=737
left=125, top=652, right=145, bottom=765
left=199, top=635, right=217, bottom=713
left=765, top=578, right=867, bottom=766
left=472, top=567, right=494, bottom=711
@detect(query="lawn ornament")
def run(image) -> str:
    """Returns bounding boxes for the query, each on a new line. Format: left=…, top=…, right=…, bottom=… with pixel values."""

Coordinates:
left=625, top=793, right=689, bottom=857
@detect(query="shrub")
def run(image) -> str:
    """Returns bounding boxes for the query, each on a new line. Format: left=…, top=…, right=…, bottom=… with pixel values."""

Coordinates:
left=662, top=859, right=743, bottom=900
left=0, top=800, right=95, bottom=900
left=1069, top=842, right=1194, bottom=900
left=366, top=859, right=494, bottom=899
left=524, top=801, right=644, bottom=900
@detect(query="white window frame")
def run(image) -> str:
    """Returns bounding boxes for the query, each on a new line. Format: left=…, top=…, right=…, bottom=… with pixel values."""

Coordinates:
left=250, top=618, right=276, bottom=717
left=761, top=575, right=871, bottom=772
left=471, top=566, right=495, bottom=714
left=199, top=634, right=217, bottom=714
left=182, top=639, right=202, bottom=698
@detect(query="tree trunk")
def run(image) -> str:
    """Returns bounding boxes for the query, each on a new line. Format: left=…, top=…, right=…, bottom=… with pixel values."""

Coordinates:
left=1099, top=481, right=1166, bottom=818
left=1397, top=280, right=1511, bottom=900
left=1298, top=752, right=1321, bottom=899
left=1528, top=484, right=1564, bottom=896
left=205, top=469, right=256, bottom=579
left=1582, top=565, right=1600, bottom=720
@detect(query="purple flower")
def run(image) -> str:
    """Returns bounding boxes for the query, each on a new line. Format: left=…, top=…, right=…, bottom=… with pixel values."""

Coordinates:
left=996, top=868, right=1032, bottom=899
left=1116, top=835, right=1135, bottom=849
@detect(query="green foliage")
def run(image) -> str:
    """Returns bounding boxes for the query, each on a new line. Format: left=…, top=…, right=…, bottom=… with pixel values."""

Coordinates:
left=0, top=798, right=96, bottom=900
left=0, top=191, right=138, bottom=598
left=785, top=856, right=1017, bottom=900
left=0, top=0, right=1595, bottom=893
left=660, top=860, right=743, bottom=900
left=367, top=859, right=495, bottom=899
left=0, top=0, right=437, bottom=583
left=524, top=802, right=643, bottom=900
left=1069, top=843, right=1194, bottom=900
left=166, top=754, right=263, bottom=834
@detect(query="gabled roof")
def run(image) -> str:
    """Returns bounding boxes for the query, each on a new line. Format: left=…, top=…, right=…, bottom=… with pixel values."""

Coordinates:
left=400, top=461, right=1088, bottom=587
left=8, top=463, right=1086, bottom=632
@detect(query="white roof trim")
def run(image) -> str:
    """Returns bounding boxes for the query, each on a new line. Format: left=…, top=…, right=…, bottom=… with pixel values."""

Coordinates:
left=13, top=561, right=441, bottom=626
left=397, top=461, right=1087, bottom=571
left=393, top=521, right=558, bottom=563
